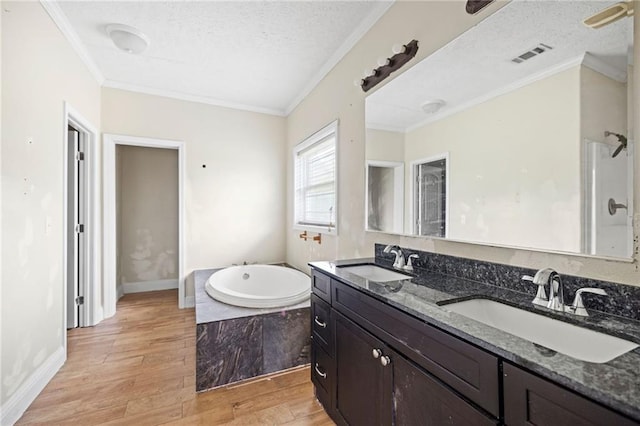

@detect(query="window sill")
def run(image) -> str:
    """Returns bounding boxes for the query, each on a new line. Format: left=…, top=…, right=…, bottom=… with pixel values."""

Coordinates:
left=293, top=224, right=338, bottom=237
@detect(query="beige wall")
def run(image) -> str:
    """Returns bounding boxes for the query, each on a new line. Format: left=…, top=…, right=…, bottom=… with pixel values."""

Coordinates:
left=366, top=128, right=405, bottom=162
left=404, top=66, right=581, bottom=252
left=286, top=0, right=640, bottom=287
left=1, top=2, right=101, bottom=406
left=101, top=88, right=287, bottom=297
left=581, top=66, right=628, bottom=144
left=117, top=146, right=178, bottom=286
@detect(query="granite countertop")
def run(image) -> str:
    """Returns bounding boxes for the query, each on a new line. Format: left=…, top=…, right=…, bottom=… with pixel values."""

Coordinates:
left=309, top=258, right=640, bottom=421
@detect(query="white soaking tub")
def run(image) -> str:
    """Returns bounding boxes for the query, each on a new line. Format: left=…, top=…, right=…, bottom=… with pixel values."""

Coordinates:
left=205, top=264, right=310, bottom=308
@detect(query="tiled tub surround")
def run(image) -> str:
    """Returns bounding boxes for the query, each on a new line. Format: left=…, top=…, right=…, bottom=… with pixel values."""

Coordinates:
left=310, top=249, right=640, bottom=421
left=194, top=268, right=310, bottom=391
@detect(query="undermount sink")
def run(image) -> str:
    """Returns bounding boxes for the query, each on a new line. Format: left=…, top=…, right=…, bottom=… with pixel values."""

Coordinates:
left=339, top=264, right=412, bottom=282
left=442, top=299, right=638, bottom=363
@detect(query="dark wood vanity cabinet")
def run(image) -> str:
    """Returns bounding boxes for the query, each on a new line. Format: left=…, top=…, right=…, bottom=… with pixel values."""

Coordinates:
left=310, top=269, right=498, bottom=425
left=333, top=311, right=494, bottom=426
left=310, top=268, right=638, bottom=426
left=503, top=363, right=638, bottom=426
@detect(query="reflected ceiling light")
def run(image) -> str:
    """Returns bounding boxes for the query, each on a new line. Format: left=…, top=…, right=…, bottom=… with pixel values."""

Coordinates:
left=106, top=24, right=149, bottom=54
left=421, top=99, right=446, bottom=114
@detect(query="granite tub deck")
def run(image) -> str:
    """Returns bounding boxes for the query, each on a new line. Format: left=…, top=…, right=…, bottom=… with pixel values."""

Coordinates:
left=194, top=268, right=311, bottom=392
left=310, top=257, right=640, bottom=422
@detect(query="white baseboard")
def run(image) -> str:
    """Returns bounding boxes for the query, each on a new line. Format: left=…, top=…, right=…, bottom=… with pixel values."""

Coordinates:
left=116, top=284, right=125, bottom=300
left=1, top=346, right=65, bottom=426
left=122, top=279, right=178, bottom=294
left=184, top=295, right=195, bottom=308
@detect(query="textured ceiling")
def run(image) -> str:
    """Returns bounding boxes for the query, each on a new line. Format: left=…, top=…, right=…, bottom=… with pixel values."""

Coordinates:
left=366, top=0, right=633, bottom=132
left=56, top=1, right=392, bottom=115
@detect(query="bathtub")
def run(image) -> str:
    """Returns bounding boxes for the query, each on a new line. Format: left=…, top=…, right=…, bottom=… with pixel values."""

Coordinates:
left=205, top=264, right=310, bottom=308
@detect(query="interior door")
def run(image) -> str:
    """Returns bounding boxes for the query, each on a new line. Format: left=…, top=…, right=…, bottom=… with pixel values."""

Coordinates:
left=67, top=127, right=86, bottom=329
left=414, top=159, right=446, bottom=237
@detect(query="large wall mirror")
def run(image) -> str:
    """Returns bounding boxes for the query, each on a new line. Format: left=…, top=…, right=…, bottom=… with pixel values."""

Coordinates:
left=365, top=0, right=635, bottom=259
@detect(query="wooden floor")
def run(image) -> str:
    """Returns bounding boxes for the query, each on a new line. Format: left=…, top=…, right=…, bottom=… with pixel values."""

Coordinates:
left=17, top=290, right=334, bottom=425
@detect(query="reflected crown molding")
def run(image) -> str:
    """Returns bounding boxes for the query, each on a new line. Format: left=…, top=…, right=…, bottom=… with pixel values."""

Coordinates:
left=402, top=53, right=625, bottom=134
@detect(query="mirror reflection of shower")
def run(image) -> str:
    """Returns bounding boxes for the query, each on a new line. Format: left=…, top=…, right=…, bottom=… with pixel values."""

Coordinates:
left=584, top=139, right=633, bottom=258
left=604, top=130, right=627, bottom=157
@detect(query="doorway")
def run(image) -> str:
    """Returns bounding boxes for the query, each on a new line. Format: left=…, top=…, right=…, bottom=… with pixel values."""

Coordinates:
left=64, top=102, right=99, bottom=335
left=103, top=134, right=186, bottom=318
left=411, top=154, right=449, bottom=238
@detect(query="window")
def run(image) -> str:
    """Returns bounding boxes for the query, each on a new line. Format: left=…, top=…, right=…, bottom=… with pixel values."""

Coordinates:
left=294, top=120, right=338, bottom=235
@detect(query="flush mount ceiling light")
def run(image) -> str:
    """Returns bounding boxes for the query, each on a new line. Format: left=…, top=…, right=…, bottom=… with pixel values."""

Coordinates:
left=106, top=24, right=149, bottom=54
left=583, top=2, right=634, bottom=29
left=421, top=99, right=446, bottom=114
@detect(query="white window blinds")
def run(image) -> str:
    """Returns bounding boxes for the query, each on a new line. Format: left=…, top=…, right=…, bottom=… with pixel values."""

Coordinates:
left=294, top=121, right=338, bottom=234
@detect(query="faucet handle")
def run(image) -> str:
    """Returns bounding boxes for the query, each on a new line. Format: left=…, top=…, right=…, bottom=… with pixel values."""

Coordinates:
left=403, top=254, right=419, bottom=272
left=522, top=275, right=548, bottom=306
left=569, top=288, right=608, bottom=317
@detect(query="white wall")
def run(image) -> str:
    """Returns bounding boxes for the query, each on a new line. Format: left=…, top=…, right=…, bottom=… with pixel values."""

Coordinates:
left=366, top=128, right=404, bottom=162
left=1, top=0, right=101, bottom=408
left=404, top=66, right=581, bottom=252
left=286, top=0, right=640, bottom=286
left=117, top=145, right=178, bottom=288
left=101, top=88, right=287, bottom=297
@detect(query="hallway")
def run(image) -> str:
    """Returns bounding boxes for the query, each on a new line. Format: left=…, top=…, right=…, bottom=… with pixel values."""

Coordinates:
left=17, top=290, right=332, bottom=425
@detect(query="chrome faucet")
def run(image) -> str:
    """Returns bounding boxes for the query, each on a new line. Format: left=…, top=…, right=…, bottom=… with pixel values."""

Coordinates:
left=523, top=269, right=610, bottom=316
left=383, top=245, right=405, bottom=269
left=522, top=268, right=564, bottom=311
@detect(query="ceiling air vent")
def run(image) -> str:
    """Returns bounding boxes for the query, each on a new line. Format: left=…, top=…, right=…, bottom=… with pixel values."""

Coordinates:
left=511, top=43, right=553, bottom=64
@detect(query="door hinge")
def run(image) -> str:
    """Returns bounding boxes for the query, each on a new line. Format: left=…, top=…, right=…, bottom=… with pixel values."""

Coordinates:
left=75, top=224, right=84, bottom=233
left=75, top=296, right=84, bottom=305
left=76, top=151, right=85, bottom=161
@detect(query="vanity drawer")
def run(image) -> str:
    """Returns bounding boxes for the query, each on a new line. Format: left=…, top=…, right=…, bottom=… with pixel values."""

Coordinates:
left=332, top=279, right=499, bottom=417
left=312, top=270, right=331, bottom=303
left=311, top=294, right=333, bottom=355
left=311, top=343, right=334, bottom=413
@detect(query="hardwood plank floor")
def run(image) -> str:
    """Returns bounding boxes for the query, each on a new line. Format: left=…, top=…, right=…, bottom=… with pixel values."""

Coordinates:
left=17, top=290, right=334, bottom=425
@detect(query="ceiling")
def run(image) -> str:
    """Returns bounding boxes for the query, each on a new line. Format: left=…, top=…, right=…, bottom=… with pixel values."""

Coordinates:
left=366, top=0, right=633, bottom=132
left=51, top=1, right=393, bottom=116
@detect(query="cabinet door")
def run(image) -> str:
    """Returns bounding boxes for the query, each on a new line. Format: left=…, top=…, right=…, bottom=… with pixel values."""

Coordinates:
left=334, top=312, right=392, bottom=426
left=503, top=363, right=638, bottom=426
left=393, top=354, right=497, bottom=426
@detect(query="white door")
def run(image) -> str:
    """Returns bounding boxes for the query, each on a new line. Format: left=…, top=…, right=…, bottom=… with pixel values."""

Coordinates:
left=413, top=158, right=447, bottom=237
left=67, top=127, right=86, bottom=328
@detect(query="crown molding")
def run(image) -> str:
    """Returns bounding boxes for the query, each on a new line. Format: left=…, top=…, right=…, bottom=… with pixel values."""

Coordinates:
left=284, top=1, right=395, bottom=116
left=41, top=0, right=394, bottom=117
left=102, top=80, right=286, bottom=116
left=40, top=1, right=105, bottom=85
left=582, top=52, right=627, bottom=83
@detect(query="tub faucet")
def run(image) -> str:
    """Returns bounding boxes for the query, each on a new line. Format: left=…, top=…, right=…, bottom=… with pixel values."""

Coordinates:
left=383, top=245, right=405, bottom=269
